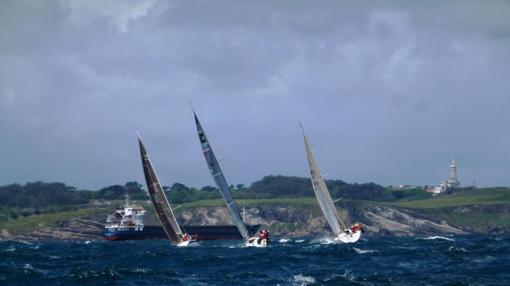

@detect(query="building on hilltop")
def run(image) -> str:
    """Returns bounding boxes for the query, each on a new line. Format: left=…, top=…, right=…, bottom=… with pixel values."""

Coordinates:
left=427, top=160, right=460, bottom=195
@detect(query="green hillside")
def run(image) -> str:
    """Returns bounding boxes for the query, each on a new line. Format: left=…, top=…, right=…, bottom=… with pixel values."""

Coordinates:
left=2, top=181, right=510, bottom=237
left=390, top=188, right=510, bottom=209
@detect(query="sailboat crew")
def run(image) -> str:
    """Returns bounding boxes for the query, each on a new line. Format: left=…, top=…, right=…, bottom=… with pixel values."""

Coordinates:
left=181, top=232, right=199, bottom=241
left=344, top=223, right=363, bottom=235
left=350, top=223, right=363, bottom=234
left=258, top=229, right=270, bottom=243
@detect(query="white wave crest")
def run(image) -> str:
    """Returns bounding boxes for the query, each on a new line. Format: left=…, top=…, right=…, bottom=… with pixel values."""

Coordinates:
left=353, top=247, right=376, bottom=254
left=295, top=239, right=305, bottom=243
left=421, top=236, right=455, bottom=242
left=279, top=238, right=291, bottom=243
left=308, top=236, right=337, bottom=245
left=292, top=274, right=316, bottom=285
left=447, top=246, right=467, bottom=253
left=319, top=238, right=335, bottom=245
left=18, top=240, right=33, bottom=245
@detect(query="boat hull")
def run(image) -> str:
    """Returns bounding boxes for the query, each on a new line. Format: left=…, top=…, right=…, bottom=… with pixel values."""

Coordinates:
left=335, top=230, right=362, bottom=243
left=103, top=224, right=261, bottom=241
left=177, top=239, right=200, bottom=247
left=245, top=237, right=268, bottom=248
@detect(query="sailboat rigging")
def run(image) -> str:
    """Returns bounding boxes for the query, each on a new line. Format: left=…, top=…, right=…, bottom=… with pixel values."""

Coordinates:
left=193, top=111, right=268, bottom=247
left=300, top=123, right=362, bottom=243
left=138, top=133, right=198, bottom=247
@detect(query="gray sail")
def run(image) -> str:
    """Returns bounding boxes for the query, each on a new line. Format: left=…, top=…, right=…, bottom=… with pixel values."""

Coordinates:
left=193, top=112, right=250, bottom=240
left=301, top=125, right=344, bottom=236
left=138, top=135, right=183, bottom=244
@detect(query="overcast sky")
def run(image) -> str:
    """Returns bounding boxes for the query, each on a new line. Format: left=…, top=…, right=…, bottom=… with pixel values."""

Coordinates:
left=1, top=0, right=510, bottom=189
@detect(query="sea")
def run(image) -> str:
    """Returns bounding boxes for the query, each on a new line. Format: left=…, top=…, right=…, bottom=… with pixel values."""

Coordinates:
left=1, top=235, right=509, bottom=285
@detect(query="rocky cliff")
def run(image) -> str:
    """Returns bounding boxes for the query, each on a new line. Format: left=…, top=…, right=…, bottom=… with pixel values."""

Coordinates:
left=179, top=203, right=467, bottom=237
left=2, top=202, right=492, bottom=241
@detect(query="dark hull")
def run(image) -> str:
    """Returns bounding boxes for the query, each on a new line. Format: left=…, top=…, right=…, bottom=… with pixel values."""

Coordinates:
left=103, top=225, right=261, bottom=241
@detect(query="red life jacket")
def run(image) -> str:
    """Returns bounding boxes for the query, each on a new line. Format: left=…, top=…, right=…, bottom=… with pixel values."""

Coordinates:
left=350, top=224, right=361, bottom=233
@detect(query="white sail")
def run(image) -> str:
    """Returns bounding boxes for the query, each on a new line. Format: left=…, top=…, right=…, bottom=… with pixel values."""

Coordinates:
left=301, top=124, right=344, bottom=236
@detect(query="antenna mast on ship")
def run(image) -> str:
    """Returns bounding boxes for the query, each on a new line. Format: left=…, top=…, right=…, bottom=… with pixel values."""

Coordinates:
left=124, top=190, right=130, bottom=207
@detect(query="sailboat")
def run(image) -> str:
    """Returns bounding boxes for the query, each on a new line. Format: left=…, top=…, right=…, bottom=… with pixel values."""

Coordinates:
left=138, top=133, right=199, bottom=247
left=193, top=111, right=268, bottom=247
left=300, top=124, right=362, bottom=243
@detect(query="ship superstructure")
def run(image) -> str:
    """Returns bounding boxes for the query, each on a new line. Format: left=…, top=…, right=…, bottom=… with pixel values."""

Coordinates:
left=104, top=195, right=146, bottom=235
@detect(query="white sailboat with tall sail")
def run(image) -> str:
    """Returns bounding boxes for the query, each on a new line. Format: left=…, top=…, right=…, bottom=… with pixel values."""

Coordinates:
left=138, top=133, right=199, bottom=247
left=193, top=111, right=269, bottom=247
left=300, top=124, right=362, bottom=243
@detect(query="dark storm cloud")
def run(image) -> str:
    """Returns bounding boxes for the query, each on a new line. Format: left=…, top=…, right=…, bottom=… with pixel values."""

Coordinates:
left=1, top=0, right=509, bottom=189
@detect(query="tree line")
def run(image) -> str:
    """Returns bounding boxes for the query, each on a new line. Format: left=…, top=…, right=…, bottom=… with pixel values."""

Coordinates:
left=0, top=176, right=433, bottom=222
left=0, top=175, right=430, bottom=209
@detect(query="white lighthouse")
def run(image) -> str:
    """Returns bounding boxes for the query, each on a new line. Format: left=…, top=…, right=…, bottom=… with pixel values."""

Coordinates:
left=427, top=160, right=461, bottom=195
left=447, top=160, right=460, bottom=188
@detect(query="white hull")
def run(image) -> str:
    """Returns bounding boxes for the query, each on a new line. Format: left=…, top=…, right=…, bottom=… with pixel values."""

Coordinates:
left=245, top=237, right=268, bottom=248
left=335, top=230, right=362, bottom=243
left=177, top=239, right=200, bottom=247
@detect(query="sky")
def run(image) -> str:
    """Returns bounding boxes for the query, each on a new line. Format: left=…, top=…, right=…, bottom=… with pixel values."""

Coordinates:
left=1, top=0, right=510, bottom=190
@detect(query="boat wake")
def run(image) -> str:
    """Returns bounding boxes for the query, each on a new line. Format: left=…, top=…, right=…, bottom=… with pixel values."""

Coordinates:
left=309, top=237, right=336, bottom=245
left=309, top=235, right=355, bottom=245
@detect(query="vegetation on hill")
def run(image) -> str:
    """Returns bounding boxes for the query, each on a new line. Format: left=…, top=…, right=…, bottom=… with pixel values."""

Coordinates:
left=0, top=182, right=89, bottom=208
left=0, top=176, right=398, bottom=223
left=2, top=176, right=510, bottom=229
left=2, top=185, right=510, bottom=237
left=239, top=175, right=398, bottom=201
left=390, top=187, right=510, bottom=209
left=0, top=176, right=403, bottom=211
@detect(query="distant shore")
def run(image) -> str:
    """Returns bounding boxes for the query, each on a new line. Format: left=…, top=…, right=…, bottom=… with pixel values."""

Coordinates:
left=2, top=192, right=510, bottom=241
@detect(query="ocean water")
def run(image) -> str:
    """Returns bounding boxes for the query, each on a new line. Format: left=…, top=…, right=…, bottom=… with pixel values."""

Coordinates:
left=1, top=235, right=509, bottom=285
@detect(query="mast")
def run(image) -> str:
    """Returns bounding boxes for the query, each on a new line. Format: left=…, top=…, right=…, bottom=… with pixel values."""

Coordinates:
left=138, top=134, right=183, bottom=243
left=193, top=111, right=250, bottom=240
left=124, top=190, right=130, bottom=207
left=300, top=123, right=344, bottom=236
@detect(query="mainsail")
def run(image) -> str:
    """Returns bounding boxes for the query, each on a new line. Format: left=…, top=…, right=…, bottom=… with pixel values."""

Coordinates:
left=193, top=112, right=250, bottom=240
left=301, top=124, right=344, bottom=236
left=138, top=134, right=183, bottom=243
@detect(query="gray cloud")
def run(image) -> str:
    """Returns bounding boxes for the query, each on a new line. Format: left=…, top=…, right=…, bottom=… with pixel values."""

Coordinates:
left=1, top=0, right=509, bottom=189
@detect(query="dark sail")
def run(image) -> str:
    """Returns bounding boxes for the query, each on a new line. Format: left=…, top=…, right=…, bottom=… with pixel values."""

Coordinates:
left=138, top=135, right=182, bottom=244
left=193, top=112, right=250, bottom=240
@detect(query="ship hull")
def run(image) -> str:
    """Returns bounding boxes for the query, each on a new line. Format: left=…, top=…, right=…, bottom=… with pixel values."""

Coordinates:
left=103, top=225, right=261, bottom=241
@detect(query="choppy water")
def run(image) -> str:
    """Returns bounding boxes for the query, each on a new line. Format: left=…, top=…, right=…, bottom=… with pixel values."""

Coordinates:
left=1, top=235, right=509, bottom=285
